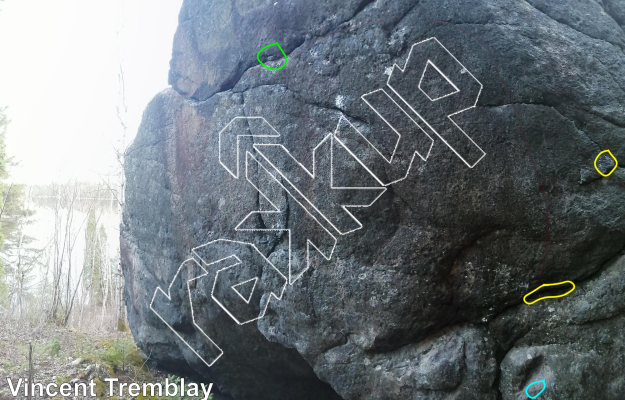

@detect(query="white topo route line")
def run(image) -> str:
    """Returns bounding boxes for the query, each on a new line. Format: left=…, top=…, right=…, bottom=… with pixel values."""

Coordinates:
left=151, top=37, right=485, bottom=366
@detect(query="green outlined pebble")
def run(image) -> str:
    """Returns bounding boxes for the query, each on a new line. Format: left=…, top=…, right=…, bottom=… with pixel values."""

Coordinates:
left=257, top=42, right=288, bottom=71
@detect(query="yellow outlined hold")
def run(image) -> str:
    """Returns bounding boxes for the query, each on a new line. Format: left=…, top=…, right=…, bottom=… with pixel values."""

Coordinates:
left=523, top=281, right=575, bottom=305
left=594, top=150, right=618, bottom=177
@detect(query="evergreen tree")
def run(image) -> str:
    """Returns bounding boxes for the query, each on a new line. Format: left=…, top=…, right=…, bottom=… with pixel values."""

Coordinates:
left=98, top=223, right=108, bottom=301
left=0, top=107, right=8, bottom=180
left=0, top=107, right=10, bottom=305
left=0, top=256, right=6, bottom=307
left=83, top=209, right=105, bottom=305
left=0, top=107, right=36, bottom=310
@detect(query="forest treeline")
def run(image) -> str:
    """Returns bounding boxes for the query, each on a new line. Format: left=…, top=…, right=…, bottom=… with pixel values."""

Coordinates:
left=0, top=107, right=125, bottom=333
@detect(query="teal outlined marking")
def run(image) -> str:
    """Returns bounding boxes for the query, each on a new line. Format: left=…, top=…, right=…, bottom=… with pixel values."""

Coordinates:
left=257, top=42, right=288, bottom=71
left=525, top=380, right=546, bottom=399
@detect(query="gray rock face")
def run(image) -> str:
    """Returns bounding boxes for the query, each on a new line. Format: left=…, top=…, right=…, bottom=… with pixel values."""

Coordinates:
left=122, top=0, right=625, bottom=399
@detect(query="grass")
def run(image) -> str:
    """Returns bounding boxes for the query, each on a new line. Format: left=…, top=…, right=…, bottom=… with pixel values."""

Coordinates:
left=44, top=337, right=61, bottom=357
left=0, top=323, right=211, bottom=400
left=71, top=333, right=155, bottom=385
left=133, top=375, right=213, bottom=400
left=98, top=336, right=145, bottom=373
left=166, top=374, right=213, bottom=400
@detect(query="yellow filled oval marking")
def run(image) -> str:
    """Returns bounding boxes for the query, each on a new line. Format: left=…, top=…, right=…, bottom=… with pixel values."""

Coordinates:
left=523, top=281, right=575, bottom=305
left=594, top=150, right=618, bottom=177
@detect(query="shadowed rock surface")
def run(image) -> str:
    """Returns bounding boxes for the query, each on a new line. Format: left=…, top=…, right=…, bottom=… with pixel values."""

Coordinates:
left=122, top=0, right=625, bottom=399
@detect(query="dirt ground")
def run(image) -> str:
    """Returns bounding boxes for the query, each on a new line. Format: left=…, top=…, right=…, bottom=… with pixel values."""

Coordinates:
left=0, top=321, right=179, bottom=400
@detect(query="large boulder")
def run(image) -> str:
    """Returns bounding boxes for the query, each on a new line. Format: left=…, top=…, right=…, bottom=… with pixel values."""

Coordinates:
left=122, top=0, right=625, bottom=399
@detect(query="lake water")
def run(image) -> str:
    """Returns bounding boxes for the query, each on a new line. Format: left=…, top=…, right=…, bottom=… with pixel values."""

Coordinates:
left=19, top=194, right=121, bottom=296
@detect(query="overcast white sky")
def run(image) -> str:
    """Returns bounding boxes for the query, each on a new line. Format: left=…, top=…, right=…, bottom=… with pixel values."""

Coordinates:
left=0, top=0, right=183, bottom=184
